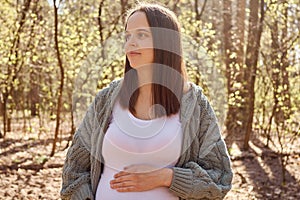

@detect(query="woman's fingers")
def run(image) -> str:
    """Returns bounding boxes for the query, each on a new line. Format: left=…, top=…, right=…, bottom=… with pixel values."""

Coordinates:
left=113, top=170, right=129, bottom=178
left=110, top=180, right=133, bottom=188
left=110, top=165, right=165, bottom=192
left=115, top=186, right=136, bottom=192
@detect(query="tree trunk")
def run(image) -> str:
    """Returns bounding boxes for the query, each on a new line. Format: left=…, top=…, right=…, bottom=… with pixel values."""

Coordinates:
left=270, top=1, right=291, bottom=126
left=2, top=93, right=8, bottom=138
left=236, top=0, right=246, bottom=67
left=223, top=0, right=245, bottom=139
left=223, top=0, right=238, bottom=136
left=1, top=0, right=32, bottom=138
left=279, top=0, right=291, bottom=121
left=195, top=0, right=207, bottom=21
left=50, top=0, right=65, bottom=157
left=0, top=97, right=3, bottom=138
left=243, top=0, right=264, bottom=149
left=269, top=0, right=291, bottom=183
left=30, top=78, right=39, bottom=116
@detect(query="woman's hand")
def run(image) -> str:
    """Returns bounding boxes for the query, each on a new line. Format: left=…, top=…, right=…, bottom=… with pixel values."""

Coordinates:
left=110, top=164, right=173, bottom=192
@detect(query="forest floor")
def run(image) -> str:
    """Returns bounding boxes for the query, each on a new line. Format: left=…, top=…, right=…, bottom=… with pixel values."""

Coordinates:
left=0, top=123, right=300, bottom=200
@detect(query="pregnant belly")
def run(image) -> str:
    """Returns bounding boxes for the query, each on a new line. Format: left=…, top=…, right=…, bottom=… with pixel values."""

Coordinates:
left=95, top=166, right=179, bottom=200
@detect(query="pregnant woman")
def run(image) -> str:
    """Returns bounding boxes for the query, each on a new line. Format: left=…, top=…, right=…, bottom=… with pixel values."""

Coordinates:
left=61, top=2, right=233, bottom=200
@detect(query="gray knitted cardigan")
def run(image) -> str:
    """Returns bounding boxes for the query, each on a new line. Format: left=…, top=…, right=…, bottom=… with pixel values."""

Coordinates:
left=61, top=79, right=233, bottom=200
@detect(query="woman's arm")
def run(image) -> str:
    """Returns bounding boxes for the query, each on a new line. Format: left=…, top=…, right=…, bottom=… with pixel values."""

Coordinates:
left=169, top=95, right=233, bottom=199
left=61, top=94, right=99, bottom=200
left=169, top=139, right=232, bottom=199
left=61, top=134, right=94, bottom=200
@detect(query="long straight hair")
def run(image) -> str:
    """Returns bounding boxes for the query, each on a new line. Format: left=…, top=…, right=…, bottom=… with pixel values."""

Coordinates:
left=118, top=3, right=187, bottom=117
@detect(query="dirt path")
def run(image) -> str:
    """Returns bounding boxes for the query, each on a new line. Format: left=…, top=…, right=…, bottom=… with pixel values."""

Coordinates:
left=1, top=131, right=299, bottom=199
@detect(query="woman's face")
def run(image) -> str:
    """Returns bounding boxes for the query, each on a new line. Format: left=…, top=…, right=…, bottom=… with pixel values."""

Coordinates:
left=125, top=12, right=154, bottom=69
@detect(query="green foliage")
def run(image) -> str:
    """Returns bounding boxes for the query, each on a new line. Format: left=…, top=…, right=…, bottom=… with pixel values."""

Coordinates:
left=253, top=0, right=300, bottom=153
left=178, top=8, right=227, bottom=125
left=0, top=0, right=298, bottom=146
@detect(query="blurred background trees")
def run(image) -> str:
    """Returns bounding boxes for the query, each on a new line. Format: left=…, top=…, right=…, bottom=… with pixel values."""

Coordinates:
left=0, top=0, right=299, bottom=174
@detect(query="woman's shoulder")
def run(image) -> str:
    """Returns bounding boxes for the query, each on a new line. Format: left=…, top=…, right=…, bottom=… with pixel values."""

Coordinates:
left=91, top=78, right=123, bottom=113
left=185, top=82, right=206, bottom=101
left=95, top=78, right=123, bottom=99
left=187, top=82, right=213, bottom=112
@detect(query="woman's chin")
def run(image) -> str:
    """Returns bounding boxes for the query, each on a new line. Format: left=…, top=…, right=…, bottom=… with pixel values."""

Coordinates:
left=129, top=63, right=152, bottom=69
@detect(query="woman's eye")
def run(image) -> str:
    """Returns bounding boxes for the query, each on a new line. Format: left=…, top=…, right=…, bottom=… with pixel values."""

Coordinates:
left=137, top=32, right=147, bottom=39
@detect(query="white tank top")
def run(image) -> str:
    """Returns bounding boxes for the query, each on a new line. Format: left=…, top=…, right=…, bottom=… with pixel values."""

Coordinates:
left=95, top=101, right=182, bottom=200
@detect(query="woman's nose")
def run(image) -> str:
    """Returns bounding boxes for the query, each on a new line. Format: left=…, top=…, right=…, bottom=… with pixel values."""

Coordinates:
left=127, top=35, right=137, bottom=47
left=129, top=40, right=137, bottom=47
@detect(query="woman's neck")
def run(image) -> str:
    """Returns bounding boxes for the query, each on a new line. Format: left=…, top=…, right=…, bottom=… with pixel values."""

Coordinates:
left=136, top=65, right=153, bottom=100
left=138, top=84, right=152, bottom=99
left=136, top=65, right=152, bottom=84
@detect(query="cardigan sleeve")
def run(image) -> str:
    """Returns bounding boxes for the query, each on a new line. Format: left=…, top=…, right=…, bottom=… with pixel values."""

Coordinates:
left=60, top=96, right=97, bottom=200
left=60, top=79, right=120, bottom=200
left=169, top=94, right=233, bottom=199
left=60, top=133, right=94, bottom=200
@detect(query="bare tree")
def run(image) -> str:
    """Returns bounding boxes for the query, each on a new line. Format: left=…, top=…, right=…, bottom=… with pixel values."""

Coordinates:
left=222, top=0, right=265, bottom=149
left=243, top=0, right=265, bottom=149
left=223, top=0, right=244, bottom=138
left=50, top=0, right=65, bottom=157
left=1, top=0, right=32, bottom=138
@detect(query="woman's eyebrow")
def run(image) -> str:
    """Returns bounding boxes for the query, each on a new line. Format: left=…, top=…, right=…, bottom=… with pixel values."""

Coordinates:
left=125, top=28, right=151, bottom=33
left=136, top=28, right=151, bottom=32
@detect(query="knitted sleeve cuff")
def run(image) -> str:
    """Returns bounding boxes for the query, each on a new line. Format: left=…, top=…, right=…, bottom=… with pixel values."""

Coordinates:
left=71, top=183, right=94, bottom=200
left=169, top=167, right=193, bottom=198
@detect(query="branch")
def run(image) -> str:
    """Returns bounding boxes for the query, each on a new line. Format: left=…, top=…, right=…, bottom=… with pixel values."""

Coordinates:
left=195, top=0, right=207, bottom=21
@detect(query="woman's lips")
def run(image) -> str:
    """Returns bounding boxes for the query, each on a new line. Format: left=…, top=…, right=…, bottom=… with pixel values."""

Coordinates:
left=127, top=51, right=141, bottom=56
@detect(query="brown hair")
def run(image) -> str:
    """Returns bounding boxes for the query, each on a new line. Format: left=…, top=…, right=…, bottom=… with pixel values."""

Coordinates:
left=119, top=2, right=187, bottom=117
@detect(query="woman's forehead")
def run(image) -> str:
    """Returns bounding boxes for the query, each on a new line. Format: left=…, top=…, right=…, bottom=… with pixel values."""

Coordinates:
left=126, top=12, right=150, bottom=31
